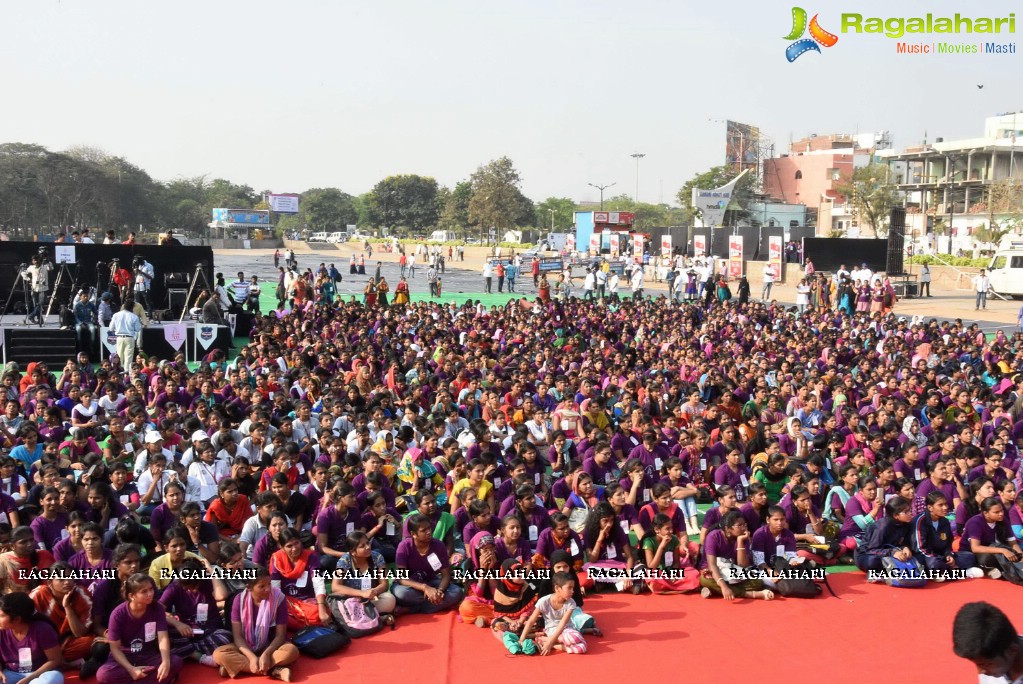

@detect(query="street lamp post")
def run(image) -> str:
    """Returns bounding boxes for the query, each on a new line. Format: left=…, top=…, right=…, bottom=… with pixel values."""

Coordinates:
left=588, top=182, right=616, bottom=211
left=547, top=209, right=555, bottom=232
left=631, top=153, right=646, bottom=202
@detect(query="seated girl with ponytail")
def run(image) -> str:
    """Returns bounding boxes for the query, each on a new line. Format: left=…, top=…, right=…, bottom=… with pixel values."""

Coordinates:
left=641, top=513, right=699, bottom=594
left=159, top=558, right=232, bottom=668
left=581, top=502, right=637, bottom=593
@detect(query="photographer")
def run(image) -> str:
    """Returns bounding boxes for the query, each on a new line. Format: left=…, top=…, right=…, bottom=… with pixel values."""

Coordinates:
left=23, top=251, right=53, bottom=326
left=132, top=256, right=154, bottom=317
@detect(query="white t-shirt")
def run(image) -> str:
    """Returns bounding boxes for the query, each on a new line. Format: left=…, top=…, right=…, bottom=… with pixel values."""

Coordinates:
left=535, top=594, right=576, bottom=625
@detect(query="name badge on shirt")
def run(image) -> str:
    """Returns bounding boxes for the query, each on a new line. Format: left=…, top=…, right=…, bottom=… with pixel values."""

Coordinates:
left=913, top=468, right=921, bottom=480
left=423, top=479, right=432, bottom=491
left=360, top=576, right=371, bottom=591
left=570, top=540, right=579, bottom=556
left=426, top=552, right=442, bottom=571
left=60, top=529, right=69, bottom=540
left=18, top=647, right=32, bottom=672
left=296, top=463, right=305, bottom=476
left=528, top=525, right=538, bottom=542
left=110, top=519, right=119, bottom=531
left=619, top=520, right=629, bottom=535
left=346, top=522, right=355, bottom=535
left=885, top=494, right=896, bottom=504
left=494, top=477, right=503, bottom=488
left=0, top=512, right=7, bottom=526
left=120, top=495, right=130, bottom=505
left=604, top=473, right=611, bottom=483
left=776, top=544, right=786, bottom=559
left=699, top=459, right=707, bottom=471
left=740, top=474, right=749, bottom=487
left=665, top=551, right=674, bottom=566
left=654, top=458, right=663, bottom=471
left=144, top=622, right=157, bottom=642
left=606, top=543, right=617, bottom=559
left=825, top=458, right=831, bottom=470
left=296, top=572, right=308, bottom=588
left=196, top=603, right=208, bottom=624
left=534, top=473, right=541, bottom=485
left=124, top=443, right=134, bottom=454
left=386, top=521, right=395, bottom=536
left=643, top=488, right=651, bottom=502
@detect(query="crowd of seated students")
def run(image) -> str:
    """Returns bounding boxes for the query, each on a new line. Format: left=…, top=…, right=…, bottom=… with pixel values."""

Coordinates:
left=0, top=291, right=1020, bottom=677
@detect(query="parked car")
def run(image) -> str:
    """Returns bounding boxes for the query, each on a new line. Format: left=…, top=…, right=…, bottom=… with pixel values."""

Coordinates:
left=308, top=232, right=329, bottom=242
left=327, top=231, right=349, bottom=243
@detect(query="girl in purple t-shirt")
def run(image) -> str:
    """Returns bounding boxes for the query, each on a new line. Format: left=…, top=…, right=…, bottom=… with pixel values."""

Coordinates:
left=97, top=573, right=183, bottom=684
left=0, top=592, right=62, bottom=684
left=700, top=510, right=775, bottom=601
left=158, top=559, right=231, bottom=667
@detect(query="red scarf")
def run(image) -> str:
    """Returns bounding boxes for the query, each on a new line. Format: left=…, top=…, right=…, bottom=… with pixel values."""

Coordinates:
left=271, top=548, right=311, bottom=581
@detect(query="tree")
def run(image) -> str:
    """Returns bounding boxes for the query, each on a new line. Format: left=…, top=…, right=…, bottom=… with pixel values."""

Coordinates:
left=368, top=175, right=439, bottom=232
left=834, top=163, right=900, bottom=237
left=301, top=188, right=358, bottom=231
left=439, top=181, right=473, bottom=233
left=676, top=166, right=756, bottom=226
left=535, top=197, right=576, bottom=232
left=468, top=157, right=526, bottom=240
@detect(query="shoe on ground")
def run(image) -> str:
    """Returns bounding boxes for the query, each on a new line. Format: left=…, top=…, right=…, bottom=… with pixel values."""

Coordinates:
left=966, top=567, right=984, bottom=579
left=80, top=659, right=100, bottom=680
left=988, top=568, right=1002, bottom=580
left=700, top=587, right=712, bottom=599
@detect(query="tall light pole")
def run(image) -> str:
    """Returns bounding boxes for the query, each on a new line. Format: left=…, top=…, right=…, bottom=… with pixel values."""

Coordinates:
left=631, top=153, right=646, bottom=202
left=588, top=182, right=616, bottom=210
left=547, top=208, right=555, bottom=232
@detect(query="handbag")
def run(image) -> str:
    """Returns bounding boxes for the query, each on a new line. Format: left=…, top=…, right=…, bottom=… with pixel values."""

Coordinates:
left=772, top=558, right=822, bottom=598
left=292, top=625, right=349, bottom=658
left=326, top=595, right=385, bottom=638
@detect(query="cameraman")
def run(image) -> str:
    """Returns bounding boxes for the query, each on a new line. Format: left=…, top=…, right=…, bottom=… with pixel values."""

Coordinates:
left=132, top=256, right=154, bottom=317
left=23, top=252, right=53, bottom=325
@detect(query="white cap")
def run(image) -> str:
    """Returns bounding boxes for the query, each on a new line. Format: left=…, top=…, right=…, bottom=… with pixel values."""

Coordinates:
left=144, top=432, right=164, bottom=444
left=191, top=430, right=210, bottom=442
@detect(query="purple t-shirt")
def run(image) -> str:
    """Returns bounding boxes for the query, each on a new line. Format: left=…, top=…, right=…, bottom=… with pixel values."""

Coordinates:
left=961, top=514, right=1004, bottom=550
left=534, top=528, right=584, bottom=565
left=316, top=505, right=363, bottom=552
left=582, top=458, right=615, bottom=486
left=750, top=526, right=797, bottom=565
left=269, top=552, right=321, bottom=600
left=395, top=537, right=449, bottom=583
left=703, top=528, right=738, bottom=563
left=30, top=514, right=69, bottom=551
left=0, top=621, right=59, bottom=672
left=231, top=592, right=288, bottom=627
left=107, top=601, right=168, bottom=658
left=582, top=523, right=628, bottom=561
left=159, top=580, right=223, bottom=629
left=893, top=458, right=925, bottom=484
left=495, top=536, right=532, bottom=564
left=149, top=503, right=180, bottom=548
left=69, top=549, right=115, bottom=592
left=713, top=465, right=751, bottom=501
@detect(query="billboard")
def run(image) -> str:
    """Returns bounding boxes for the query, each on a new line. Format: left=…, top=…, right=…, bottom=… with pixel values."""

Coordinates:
left=692, top=170, right=748, bottom=229
left=269, top=194, right=300, bottom=214
left=660, top=235, right=671, bottom=256
left=728, top=236, right=743, bottom=278
left=726, top=120, right=760, bottom=178
left=593, top=212, right=635, bottom=226
left=693, top=235, right=706, bottom=257
left=212, top=209, right=270, bottom=225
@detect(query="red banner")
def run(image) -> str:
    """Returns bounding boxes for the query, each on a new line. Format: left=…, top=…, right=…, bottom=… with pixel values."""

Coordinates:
left=728, top=236, right=743, bottom=278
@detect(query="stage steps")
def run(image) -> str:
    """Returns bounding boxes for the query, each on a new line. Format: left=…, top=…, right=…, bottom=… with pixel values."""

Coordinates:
left=3, top=327, right=78, bottom=366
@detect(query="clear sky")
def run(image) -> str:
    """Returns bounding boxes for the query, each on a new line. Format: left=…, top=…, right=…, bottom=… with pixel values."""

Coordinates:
left=1, top=0, right=1018, bottom=205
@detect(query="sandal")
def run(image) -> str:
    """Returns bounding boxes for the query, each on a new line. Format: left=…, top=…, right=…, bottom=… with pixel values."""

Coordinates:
left=383, top=614, right=396, bottom=630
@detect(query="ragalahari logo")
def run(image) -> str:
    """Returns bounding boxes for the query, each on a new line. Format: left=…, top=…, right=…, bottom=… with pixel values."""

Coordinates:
left=785, top=7, right=839, bottom=61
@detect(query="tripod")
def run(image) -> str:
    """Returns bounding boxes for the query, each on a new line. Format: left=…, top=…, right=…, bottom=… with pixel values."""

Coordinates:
left=178, top=263, right=215, bottom=323
left=1, top=265, right=32, bottom=322
left=46, top=261, right=79, bottom=319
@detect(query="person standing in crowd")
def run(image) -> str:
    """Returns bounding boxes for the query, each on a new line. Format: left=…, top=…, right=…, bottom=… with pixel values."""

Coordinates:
left=23, top=254, right=53, bottom=326
left=109, top=301, right=142, bottom=366
left=920, top=263, right=931, bottom=297
left=132, top=257, right=154, bottom=319
left=762, top=263, right=775, bottom=301
left=631, top=263, right=644, bottom=300
left=482, top=261, right=493, bottom=294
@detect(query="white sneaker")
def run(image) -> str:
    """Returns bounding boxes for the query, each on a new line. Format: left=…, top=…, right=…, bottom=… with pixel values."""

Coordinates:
left=700, top=587, right=713, bottom=599
left=966, top=567, right=985, bottom=579
left=988, top=568, right=1002, bottom=580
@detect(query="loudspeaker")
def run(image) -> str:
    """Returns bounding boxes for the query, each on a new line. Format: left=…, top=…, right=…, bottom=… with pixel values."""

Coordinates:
left=887, top=207, right=906, bottom=275
left=167, top=288, right=188, bottom=316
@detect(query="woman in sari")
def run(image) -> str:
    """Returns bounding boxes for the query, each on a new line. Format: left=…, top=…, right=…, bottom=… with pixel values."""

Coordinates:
left=363, top=278, right=377, bottom=307
left=393, top=277, right=410, bottom=306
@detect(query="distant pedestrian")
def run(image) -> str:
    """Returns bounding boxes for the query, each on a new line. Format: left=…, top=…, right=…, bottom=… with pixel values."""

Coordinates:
left=274, top=249, right=280, bottom=268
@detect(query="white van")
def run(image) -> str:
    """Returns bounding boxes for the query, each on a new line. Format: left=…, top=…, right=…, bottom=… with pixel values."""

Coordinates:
left=327, top=231, right=348, bottom=243
left=308, top=232, right=329, bottom=242
left=987, top=247, right=1023, bottom=298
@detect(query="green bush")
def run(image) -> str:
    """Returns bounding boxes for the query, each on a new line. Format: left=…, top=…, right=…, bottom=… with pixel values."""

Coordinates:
left=907, top=255, right=989, bottom=268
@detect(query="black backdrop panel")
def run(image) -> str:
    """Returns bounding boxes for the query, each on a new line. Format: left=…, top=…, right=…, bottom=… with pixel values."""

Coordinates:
left=0, top=242, right=214, bottom=312
left=802, top=238, right=887, bottom=273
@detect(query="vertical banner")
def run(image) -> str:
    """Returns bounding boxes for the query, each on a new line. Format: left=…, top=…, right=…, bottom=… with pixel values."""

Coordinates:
left=565, top=235, right=576, bottom=252
left=99, top=327, right=117, bottom=356
left=227, top=313, right=237, bottom=338
left=163, top=323, right=187, bottom=352
left=660, top=235, right=672, bottom=256
left=768, top=235, right=783, bottom=280
left=728, top=236, right=744, bottom=278
left=609, top=233, right=620, bottom=254
left=195, top=323, right=218, bottom=351
left=588, top=233, right=599, bottom=254
left=632, top=234, right=644, bottom=263
left=693, top=235, right=707, bottom=257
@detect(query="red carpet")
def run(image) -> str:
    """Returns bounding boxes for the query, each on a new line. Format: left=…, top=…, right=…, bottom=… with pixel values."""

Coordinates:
left=72, top=576, right=1023, bottom=683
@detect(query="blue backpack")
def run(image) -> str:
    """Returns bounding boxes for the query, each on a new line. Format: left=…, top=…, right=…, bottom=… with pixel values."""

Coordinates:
left=880, top=555, right=927, bottom=588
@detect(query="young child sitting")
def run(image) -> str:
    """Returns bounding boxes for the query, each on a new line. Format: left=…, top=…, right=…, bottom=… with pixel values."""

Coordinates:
left=520, top=571, right=588, bottom=655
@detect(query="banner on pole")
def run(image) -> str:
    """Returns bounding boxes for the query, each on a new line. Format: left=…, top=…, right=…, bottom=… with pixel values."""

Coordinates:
left=565, top=235, right=576, bottom=252
left=728, top=236, right=744, bottom=278
left=99, top=327, right=117, bottom=356
left=609, top=234, right=620, bottom=254
left=660, top=235, right=672, bottom=256
left=768, top=235, right=783, bottom=279
left=227, top=314, right=237, bottom=338
left=693, top=235, right=706, bottom=257
left=632, top=234, right=644, bottom=262
left=163, top=323, right=187, bottom=352
left=195, top=324, right=218, bottom=351
left=588, top=234, right=599, bottom=254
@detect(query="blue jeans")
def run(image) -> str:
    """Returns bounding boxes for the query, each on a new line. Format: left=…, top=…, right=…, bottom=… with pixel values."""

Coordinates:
left=976, top=291, right=987, bottom=309
left=4, top=670, right=63, bottom=684
left=674, top=496, right=698, bottom=519
left=392, top=578, right=463, bottom=614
